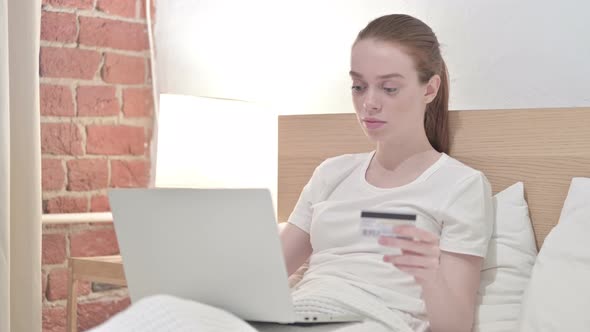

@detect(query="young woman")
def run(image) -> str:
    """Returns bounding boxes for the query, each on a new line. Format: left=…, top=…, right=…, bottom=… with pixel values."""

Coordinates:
left=280, top=14, right=493, bottom=332
left=90, top=13, right=492, bottom=332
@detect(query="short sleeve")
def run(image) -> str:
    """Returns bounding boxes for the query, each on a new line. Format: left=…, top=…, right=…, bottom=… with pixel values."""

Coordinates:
left=287, top=165, right=323, bottom=234
left=439, top=172, right=493, bottom=257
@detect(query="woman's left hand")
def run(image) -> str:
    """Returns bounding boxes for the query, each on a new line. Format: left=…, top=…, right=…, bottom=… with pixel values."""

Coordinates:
left=378, top=225, right=442, bottom=287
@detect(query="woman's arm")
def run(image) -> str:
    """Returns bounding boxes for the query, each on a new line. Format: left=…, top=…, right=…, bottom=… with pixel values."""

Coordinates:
left=279, top=223, right=313, bottom=276
left=380, top=226, right=482, bottom=332
left=421, top=252, right=482, bottom=332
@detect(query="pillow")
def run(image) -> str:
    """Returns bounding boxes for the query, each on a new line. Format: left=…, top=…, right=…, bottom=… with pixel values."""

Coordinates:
left=473, top=182, right=538, bottom=332
left=518, top=177, right=590, bottom=331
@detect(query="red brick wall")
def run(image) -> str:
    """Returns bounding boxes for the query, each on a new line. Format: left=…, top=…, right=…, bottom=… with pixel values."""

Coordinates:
left=40, top=0, right=155, bottom=331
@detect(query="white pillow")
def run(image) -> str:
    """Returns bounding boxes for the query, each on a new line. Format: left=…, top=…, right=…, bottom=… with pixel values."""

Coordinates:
left=519, top=177, right=590, bottom=331
left=474, top=182, right=538, bottom=332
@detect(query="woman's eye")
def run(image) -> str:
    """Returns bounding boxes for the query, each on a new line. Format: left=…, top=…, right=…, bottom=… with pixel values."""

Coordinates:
left=383, top=87, right=398, bottom=94
left=351, top=85, right=366, bottom=92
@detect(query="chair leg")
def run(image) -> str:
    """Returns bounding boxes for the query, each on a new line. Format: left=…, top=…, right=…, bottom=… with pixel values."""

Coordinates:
left=66, top=263, right=78, bottom=332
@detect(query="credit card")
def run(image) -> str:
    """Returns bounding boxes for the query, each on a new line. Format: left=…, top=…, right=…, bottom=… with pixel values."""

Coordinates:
left=359, top=210, right=416, bottom=239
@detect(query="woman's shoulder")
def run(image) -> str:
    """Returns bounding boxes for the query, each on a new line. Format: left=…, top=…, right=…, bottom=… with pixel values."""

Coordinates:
left=436, top=155, right=493, bottom=213
left=315, top=151, right=372, bottom=173
left=305, top=152, right=371, bottom=199
left=436, top=154, right=489, bottom=185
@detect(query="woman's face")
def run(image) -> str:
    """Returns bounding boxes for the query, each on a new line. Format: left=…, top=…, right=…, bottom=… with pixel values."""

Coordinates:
left=350, top=38, right=439, bottom=143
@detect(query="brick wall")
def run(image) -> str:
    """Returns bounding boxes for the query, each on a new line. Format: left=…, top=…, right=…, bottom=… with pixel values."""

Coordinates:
left=40, top=0, right=155, bottom=331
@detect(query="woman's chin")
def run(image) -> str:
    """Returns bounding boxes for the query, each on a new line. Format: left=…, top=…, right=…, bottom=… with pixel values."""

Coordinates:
left=362, top=128, right=386, bottom=141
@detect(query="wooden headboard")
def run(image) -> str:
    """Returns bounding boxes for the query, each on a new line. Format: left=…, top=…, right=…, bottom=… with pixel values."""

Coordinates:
left=278, top=108, right=590, bottom=248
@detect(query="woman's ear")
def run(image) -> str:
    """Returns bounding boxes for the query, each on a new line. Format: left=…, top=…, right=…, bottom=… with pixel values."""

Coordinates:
left=424, top=74, right=441, bottom=104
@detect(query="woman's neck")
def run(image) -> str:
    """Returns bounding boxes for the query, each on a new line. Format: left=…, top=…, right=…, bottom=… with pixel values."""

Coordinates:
left=374, top=133, right=439, bottom=171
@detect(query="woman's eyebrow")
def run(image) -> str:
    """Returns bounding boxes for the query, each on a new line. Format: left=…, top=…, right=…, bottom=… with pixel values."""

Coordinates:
left=349, top=71, right=363, bottom=78
left=349, top=71, right=405, bottom=79
left=378, top=73, right=405, bottom=79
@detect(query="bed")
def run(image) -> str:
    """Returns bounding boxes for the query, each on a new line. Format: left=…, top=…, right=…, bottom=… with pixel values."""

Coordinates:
left=251, top=107, right=590, bottom=332
left=277, top=107, right=590, bottom=248
left=93, top=107, right=590, bottom=332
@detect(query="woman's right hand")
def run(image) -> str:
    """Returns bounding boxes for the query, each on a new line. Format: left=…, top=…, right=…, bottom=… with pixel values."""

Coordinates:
left=279, top=223, right=312, bottom=276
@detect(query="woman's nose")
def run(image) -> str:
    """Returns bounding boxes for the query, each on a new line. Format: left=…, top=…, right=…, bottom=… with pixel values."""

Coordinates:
left=363, top=89, right=381, bottom=115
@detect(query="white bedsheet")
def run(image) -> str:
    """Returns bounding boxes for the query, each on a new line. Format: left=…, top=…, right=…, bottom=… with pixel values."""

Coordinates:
left=89, top=277, right=422, bottom=332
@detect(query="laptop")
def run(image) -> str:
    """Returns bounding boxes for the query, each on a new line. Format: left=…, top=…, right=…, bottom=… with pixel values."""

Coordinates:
left=108, top=188, right=361, bottom=325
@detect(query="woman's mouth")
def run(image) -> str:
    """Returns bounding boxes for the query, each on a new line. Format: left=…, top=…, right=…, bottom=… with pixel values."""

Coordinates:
left=362, top=119, right=386, bottom=130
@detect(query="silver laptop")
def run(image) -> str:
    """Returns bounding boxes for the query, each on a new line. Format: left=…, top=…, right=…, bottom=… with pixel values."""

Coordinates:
left=108, top=188, right=361, bottom=324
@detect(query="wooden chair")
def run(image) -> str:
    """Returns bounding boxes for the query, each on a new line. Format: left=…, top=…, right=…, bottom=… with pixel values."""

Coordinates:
left=66, top=255, right=126, bottom=332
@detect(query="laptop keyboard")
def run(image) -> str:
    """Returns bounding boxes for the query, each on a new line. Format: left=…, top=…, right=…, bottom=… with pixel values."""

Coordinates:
left=293, top=296, right=352, bottom=317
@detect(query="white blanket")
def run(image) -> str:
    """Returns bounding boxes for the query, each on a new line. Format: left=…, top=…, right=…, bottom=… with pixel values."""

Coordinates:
left=89, top=279, right=423, bottom=332
left=290, top=277, right=419, bottom=332
left=88, top=294, right=258, bottom=332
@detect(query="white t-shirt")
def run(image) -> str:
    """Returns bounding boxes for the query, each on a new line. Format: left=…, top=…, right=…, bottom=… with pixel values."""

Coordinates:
left=288, top=151, right=493, bottom=322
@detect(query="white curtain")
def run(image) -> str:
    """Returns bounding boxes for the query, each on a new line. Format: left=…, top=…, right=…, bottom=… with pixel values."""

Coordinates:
left=0, top=0, right=42, bottom=330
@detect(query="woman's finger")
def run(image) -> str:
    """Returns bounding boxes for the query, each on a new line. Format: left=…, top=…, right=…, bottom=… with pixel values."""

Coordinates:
left=395, top=265, right=427, bottom=281
left=392, top=225, right=439, bottom=243
left=378, top=236, right=440, bottom=257
left=384, top=253, right=440, bottom=269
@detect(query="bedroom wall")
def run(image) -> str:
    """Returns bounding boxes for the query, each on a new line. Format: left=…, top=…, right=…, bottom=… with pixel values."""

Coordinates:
left=154, top=0, right=590, bottom=114
left=40, top=0, right=155, bottom=330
